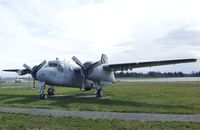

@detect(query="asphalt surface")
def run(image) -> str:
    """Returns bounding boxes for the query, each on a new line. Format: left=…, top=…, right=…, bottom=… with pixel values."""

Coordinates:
left=0, top=107, right=200, bottom=122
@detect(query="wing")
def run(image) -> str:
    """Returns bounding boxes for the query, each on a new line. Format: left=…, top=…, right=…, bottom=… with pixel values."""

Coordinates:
left=103, top=58, right=197, bottom=71
left=3, top=69, right=31, bottom=75
left=3, top=69, right=20, bottom=72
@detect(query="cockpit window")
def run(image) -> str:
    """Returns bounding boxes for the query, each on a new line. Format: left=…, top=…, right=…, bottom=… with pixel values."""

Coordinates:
left=47, top=61, right=65, bottom=72
left=48, top=63, right=58, bottom=67
left=57, top=63, right=64, bottom=72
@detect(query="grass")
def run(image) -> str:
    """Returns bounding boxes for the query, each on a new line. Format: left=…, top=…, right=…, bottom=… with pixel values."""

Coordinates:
left=0, top=82, right=200, bottom=114
left=0, top=112, right=200, bottom=130
left=0, top=82, right=32, bottom=87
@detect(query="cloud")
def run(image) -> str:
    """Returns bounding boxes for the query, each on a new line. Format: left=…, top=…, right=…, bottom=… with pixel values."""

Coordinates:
left=0, top=0, right=199, bottom=73
left=158, top=26, right=200, bottom=46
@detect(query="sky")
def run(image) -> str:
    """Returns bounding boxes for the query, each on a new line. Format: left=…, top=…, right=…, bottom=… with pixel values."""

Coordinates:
left=0, top=0, right=200, bottom=77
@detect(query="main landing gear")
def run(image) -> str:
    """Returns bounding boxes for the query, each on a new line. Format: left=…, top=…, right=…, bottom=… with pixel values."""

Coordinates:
left=95, top=83, right=104, bottom=97
left=39, top=94, right=47, bottom=99
left=39, top=82, right=55, bottom=99
left=96, top=88, right=104, bottom=97
left=47, top=87, right=55, bottom=95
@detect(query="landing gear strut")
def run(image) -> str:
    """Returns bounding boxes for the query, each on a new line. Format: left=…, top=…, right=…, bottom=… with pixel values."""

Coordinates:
left=39, top=82, right=47, bottom=99
left=95, top=83, right=104, bottom=97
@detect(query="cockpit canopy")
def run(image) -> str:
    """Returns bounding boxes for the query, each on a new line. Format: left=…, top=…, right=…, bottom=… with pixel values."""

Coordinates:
left=47, top=61, right=58, bottom=67
left=47, top=60, right=65, bottom=72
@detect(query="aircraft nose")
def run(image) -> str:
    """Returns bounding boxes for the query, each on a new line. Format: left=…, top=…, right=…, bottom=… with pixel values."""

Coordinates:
left=36, top=69, right=47, bottom=82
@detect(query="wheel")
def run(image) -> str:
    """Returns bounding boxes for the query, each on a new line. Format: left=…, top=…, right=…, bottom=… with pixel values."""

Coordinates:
left=47, top=88, right=55, bottom=95
left=40, top=94, right=47, bottom=99
left=96, top=88, right=104, bottom=97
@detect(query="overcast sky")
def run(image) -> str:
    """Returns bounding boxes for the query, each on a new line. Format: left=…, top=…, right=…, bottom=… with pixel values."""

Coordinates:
left=0, top=0, right=200, bottom=76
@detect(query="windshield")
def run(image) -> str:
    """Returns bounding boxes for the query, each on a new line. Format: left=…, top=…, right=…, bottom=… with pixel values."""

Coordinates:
left=57, top=63, right=64, bottom=72
left=47, top=62, right=58, bottom=67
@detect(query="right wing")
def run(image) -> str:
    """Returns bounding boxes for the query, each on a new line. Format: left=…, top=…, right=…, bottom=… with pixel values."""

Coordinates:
left=3, top=69, right=31, bottom=75
left=103, top=58, right=197, bottom=71
left=3, top=69, right=20, bottom=72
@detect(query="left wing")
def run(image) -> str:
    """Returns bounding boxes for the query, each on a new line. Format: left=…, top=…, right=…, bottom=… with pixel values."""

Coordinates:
left=103, top=58, right=197, bottom=71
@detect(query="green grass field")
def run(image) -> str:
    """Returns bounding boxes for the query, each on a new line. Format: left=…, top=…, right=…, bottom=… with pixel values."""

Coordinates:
left=0, top=82, right=200, bottom=114
left=0, top=112, right=200, bottom=130
left=0, top=82, right=32, bottom=87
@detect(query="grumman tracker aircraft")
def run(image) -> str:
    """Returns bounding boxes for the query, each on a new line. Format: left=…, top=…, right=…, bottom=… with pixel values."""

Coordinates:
left=3, top=54, right=197, bottom=99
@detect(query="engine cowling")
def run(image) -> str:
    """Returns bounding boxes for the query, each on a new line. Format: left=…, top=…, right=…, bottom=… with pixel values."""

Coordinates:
left=84, top=86, right=92, bottom=91
left=87, top=66, right=115, bottom=83
left=84, top=82, right=94, bottom=91
left=17, top=69, right=28, bottom=75
left=80, top=61, right=94, bottom=76
left=72, top=54, right=111, bottom=90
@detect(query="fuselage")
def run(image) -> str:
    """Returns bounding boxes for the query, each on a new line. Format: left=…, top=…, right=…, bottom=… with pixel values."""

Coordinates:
left=36, top=60, right=115, bottom=88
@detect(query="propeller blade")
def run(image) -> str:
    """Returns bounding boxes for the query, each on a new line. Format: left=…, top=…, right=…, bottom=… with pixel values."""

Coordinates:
left=72, top=56, right=84, bottom=68
left=86, top=54, right=106, bottom=71
left=31, top=60, right=46, bottom=80
left=33, top=79, right=36, bottom=88
left=86, top=60, right=102, bottom=71
left=23, top=64, right=32, bottom=71
left=37, top=60, right=47, bottom=70
left=80, top=76, right=87, bottom=90
left=72, top=54, right=107, bottom=91
left=34, top=60, right=46, bottom=72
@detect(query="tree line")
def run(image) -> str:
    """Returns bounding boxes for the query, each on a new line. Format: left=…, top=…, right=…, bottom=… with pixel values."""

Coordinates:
left=114, top=71, right=200, bottom=78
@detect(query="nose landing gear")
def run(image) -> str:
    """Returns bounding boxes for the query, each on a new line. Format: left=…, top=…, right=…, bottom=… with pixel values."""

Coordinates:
left=39, top=82, right=46, bottom=99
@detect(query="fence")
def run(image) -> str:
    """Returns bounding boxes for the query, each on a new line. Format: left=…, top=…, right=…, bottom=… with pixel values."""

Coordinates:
left=0, top=77, right=35, bottom=88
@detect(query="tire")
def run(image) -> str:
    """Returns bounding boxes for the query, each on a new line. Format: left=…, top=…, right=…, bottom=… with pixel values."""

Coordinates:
left=96, top=89, right=103, bottom=97
left=40, top=94, right=47, bottom=99
left=47, top=88, right=55, bottom=95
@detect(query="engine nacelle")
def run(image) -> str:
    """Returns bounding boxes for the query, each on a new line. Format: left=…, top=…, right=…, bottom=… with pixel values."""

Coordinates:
left=87, top=66, right=115, bottom=83
left=84, top=86, right=92, bottom=91
left=80, top=60, right=115, bottom=83
left=84, top=82, right=94, bottom=91
left=17, top=69, right=27, bottom=75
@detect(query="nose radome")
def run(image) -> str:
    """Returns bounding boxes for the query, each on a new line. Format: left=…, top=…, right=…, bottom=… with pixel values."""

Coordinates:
left=36, top=69, right=46, bottom=82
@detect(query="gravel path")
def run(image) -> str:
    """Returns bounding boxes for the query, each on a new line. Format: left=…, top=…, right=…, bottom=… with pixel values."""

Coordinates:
left=0, top=107, right=200, bottom=122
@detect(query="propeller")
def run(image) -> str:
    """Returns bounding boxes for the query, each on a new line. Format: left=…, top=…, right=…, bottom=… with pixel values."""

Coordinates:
left=22, top=60, right=46, bottom=88
left=72, top=54, right=106, bottom=90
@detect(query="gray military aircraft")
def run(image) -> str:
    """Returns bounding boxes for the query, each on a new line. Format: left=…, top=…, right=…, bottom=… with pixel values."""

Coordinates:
left=3, top=54, right=197, bottom=99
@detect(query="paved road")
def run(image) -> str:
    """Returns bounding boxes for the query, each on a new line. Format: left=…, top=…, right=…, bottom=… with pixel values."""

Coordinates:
left=0, top=107, right=200, bottom=122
